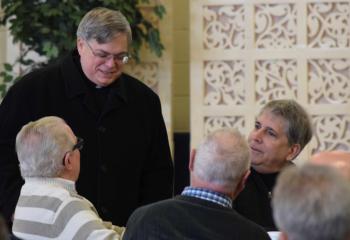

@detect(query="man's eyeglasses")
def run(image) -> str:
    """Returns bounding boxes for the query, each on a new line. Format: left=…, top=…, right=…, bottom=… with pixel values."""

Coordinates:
left=85, top=40, right=129, bottom=64
left=72, top=137, right=84, bottom=151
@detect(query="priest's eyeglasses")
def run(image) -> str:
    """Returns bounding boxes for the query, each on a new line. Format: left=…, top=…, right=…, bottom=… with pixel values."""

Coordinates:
left=85, top=40, right=129, bottom=64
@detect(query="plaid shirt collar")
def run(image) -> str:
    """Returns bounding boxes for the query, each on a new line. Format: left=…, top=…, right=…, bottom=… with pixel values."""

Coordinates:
left=181, top=186, right=232, bottom=208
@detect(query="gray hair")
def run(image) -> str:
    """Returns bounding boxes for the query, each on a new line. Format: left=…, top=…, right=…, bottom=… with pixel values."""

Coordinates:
left=260, top=99, right=313, bottom=153
left=76, top=7, right=132, bottom=45
left=272, top=164, right=350, bottom=240
left=16, top=116, right=75, bottom=178
left=194, top=128, right=250, bottom=190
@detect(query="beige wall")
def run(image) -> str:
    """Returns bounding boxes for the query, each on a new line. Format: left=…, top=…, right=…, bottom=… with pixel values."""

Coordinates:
left=0, top=6, right=5, bottom=73
left=0, top=5, right=20, bottom=77
left=172, top=0, right=189, bottom=133
left=0, top=26, right=5, bottom=73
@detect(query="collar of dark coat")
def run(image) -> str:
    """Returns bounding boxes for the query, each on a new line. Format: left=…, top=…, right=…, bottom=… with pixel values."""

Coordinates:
left=250, top=162, right=295, bottom=193
left=60, top=49, right=128, bottom=102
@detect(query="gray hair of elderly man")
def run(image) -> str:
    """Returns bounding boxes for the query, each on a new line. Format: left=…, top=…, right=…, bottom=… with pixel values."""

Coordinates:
left=16, top=116, right=75, bottom=178
left=76, top=7, right=132, bottom=45
left=191, top=128, right=251, bottom=194
left=272, top=164, right=350, bottom=240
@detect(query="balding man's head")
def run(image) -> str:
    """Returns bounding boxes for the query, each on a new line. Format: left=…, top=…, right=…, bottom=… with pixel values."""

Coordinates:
left=190, top=128, right=251, bottom=197
left=272, top=164, right=350, bottom=240
left=310, top=151, right=350, bottom=181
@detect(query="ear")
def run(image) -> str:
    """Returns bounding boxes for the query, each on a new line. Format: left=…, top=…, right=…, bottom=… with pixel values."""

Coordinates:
left=286, top=144, right=301, bottom=161
left=189, top=149, right=196, bottom=172
left=77, top=37, right=84, bottom=55
left=233, top=169, right=250, bottom=198
left=63, top=152, right=74, bottom=170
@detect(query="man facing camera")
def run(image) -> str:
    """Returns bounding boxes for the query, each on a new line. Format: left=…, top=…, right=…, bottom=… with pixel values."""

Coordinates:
left=0, top=7, right=173, bottom=228
left=123, top=128, right=270, bottom=240
left=272, top=164, right=350, bottom=240
left=12, top=116, right=124, bottom=240
left=233, top=99, right=313, bottom=230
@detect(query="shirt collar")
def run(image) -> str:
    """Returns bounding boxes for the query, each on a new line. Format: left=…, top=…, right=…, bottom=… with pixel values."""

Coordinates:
left=181, top=186, right=232, bottom=208
left=24, top=177, right=77, bottom=193
left=62, top=49, right=127, bottom=102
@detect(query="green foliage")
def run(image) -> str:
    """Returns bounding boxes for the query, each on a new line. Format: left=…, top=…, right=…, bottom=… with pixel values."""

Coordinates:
left=0, top=0, right=166, bottom=98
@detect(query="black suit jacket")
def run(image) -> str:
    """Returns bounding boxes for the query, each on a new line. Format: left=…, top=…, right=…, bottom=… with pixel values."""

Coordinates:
left=124, top=195, right=271, bottom=240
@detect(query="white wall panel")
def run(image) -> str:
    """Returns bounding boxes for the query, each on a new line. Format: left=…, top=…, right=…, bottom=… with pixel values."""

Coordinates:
left=191, top=0, right=350, bottom=164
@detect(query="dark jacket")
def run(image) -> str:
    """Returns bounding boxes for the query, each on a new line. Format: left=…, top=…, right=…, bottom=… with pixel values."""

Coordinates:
left=233, top=168, right=278, bottom=231
left=123, top=195, right=271, bottom=240
left=0, top=50, right=173, bottom=227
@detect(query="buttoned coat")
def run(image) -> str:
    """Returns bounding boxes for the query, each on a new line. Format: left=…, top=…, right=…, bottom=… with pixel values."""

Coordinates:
left=0, top=50, right=173, bottom=226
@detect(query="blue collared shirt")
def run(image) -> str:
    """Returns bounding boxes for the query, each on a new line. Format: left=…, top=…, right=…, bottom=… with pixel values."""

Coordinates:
left=181, top=186, right=232, bottom=208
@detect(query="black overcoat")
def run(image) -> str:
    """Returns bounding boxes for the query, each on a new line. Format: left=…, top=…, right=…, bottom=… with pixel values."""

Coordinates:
left=233, top=168, right=276, bottom=231
left=0, top=50, right=174, bottom=226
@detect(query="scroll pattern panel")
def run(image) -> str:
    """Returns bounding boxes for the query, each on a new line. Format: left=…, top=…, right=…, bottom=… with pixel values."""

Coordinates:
left=255, top=59, right=298, bottom=105
left=204, top=60, right=246, bottom=106
left=204, top=116, right=246, bottom=135
left=310, top=115, right=350, bottom=152
left=191, top=0, right=350, bottom=158
left=255, top=3, right=297, bottom=49
left=308, top=59, right=350, bottom=104
left=203, top=4, right=245, bottom=50
left=308, top=2, right=350, bottom=48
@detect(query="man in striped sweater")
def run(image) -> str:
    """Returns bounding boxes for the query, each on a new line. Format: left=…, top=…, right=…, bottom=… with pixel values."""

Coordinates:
left=12, top=116, right=124, bottom=240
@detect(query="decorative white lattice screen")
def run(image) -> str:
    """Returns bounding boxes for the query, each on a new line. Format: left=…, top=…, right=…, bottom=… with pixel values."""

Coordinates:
left=190, top=0, right=350, bottom=163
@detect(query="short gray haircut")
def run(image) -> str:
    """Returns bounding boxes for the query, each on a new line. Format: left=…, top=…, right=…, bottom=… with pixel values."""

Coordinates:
left=272, top=164, right=350, bottom=240
left=16, top=116, right=75, bottom=178
left=193, top=128, right=250, bottom=190
left=77, top=7, right=132, bottom=45
left=260, top=99, right=313, bottom=153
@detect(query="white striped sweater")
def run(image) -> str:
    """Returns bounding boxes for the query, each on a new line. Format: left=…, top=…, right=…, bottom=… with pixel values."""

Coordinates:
left=13, top=178, right=124, bottom=240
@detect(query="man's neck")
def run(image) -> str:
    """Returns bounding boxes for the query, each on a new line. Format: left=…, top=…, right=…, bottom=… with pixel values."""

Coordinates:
left=190, top=176, right=234, bottom=199
left=24, top=177, right=76, bottom=193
